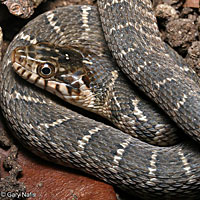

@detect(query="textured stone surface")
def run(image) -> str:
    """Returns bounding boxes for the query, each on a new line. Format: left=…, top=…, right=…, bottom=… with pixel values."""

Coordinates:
left=2, top=0, right=46, bottom=18
left=17, top=150, right=117, bottom=200
left=185, top=41, right=200, bottom=76
left=166, top=18, right=198, bottom=54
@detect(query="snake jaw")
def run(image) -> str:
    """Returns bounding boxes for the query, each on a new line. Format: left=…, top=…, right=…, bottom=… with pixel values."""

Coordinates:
left=11, top=42, right=117, bottom=118
left=11, top=42, right=98, bottom=110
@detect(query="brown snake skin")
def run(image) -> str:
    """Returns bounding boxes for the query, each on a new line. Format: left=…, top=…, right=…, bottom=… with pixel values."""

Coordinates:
left=1, top=1, right=200, bottom=200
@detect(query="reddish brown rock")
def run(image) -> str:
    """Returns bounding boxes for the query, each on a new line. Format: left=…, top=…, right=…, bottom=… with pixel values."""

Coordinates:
left=2, top=0, right=46, bottom=18
left=18, top=149, right=117, bottom=200
left=183, top=0, right=200, bottom=8
left=165, top=18, right=198, bottom=54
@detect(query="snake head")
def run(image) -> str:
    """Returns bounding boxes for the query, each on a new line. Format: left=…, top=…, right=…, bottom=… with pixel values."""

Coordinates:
left=11, top=42, right=97, bottom=107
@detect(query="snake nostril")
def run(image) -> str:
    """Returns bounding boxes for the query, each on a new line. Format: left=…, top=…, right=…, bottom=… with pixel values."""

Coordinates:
left=18, top=56, right=24, bottom=63
left=82, top=75, right=90, bottom=88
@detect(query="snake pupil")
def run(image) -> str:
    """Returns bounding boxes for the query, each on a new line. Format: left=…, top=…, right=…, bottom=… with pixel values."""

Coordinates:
left=37, top=62, right=55, bottom=78
left=41, top=65, right=51, bottom=75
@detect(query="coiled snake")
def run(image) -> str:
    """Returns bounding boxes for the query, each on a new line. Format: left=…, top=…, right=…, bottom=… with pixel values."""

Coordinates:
left=1, top=1, right=200, bottom=199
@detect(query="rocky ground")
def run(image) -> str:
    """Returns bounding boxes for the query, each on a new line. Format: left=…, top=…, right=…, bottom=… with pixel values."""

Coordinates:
left=0, top=0, right=199, bottom=200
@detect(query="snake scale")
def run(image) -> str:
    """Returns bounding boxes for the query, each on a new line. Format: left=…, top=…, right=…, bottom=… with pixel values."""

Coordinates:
left=1, top=0, right=200, bottom=199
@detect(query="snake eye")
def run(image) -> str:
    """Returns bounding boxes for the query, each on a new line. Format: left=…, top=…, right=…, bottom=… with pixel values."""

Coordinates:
left=37, top=63, right=55, bottom=78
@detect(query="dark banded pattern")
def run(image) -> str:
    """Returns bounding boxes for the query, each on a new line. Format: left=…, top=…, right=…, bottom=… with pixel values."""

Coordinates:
left=98, top=0, right=200, bottom=143
left=1, top=4, right=200, bottom=200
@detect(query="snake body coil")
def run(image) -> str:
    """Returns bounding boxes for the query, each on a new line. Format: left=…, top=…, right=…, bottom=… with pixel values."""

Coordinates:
left=1, top=2, right=200, bottom=200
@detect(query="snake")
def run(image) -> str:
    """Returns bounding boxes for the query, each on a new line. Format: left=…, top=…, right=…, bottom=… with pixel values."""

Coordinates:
left=1, top=0, right=200, bottom=199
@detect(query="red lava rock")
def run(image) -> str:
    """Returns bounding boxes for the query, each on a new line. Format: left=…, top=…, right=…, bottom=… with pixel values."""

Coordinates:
left=183, top=0, right=200, bottom=8
left=155, top=4, right=178, bottom=20
left=165, top=18, right=198, bottom=54
left=185, top=41, right=200, bottom=75
left=17, top=149, right=117, bottom=200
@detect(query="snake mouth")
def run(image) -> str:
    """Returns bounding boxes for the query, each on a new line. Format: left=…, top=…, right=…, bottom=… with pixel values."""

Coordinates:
left=11, top=44, right=97, bottom=110
left=11, top=46, right=42, bottom=87
left=11, top=48, right=32, bottom=78
left=11, top=46, right=34, bottom=73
